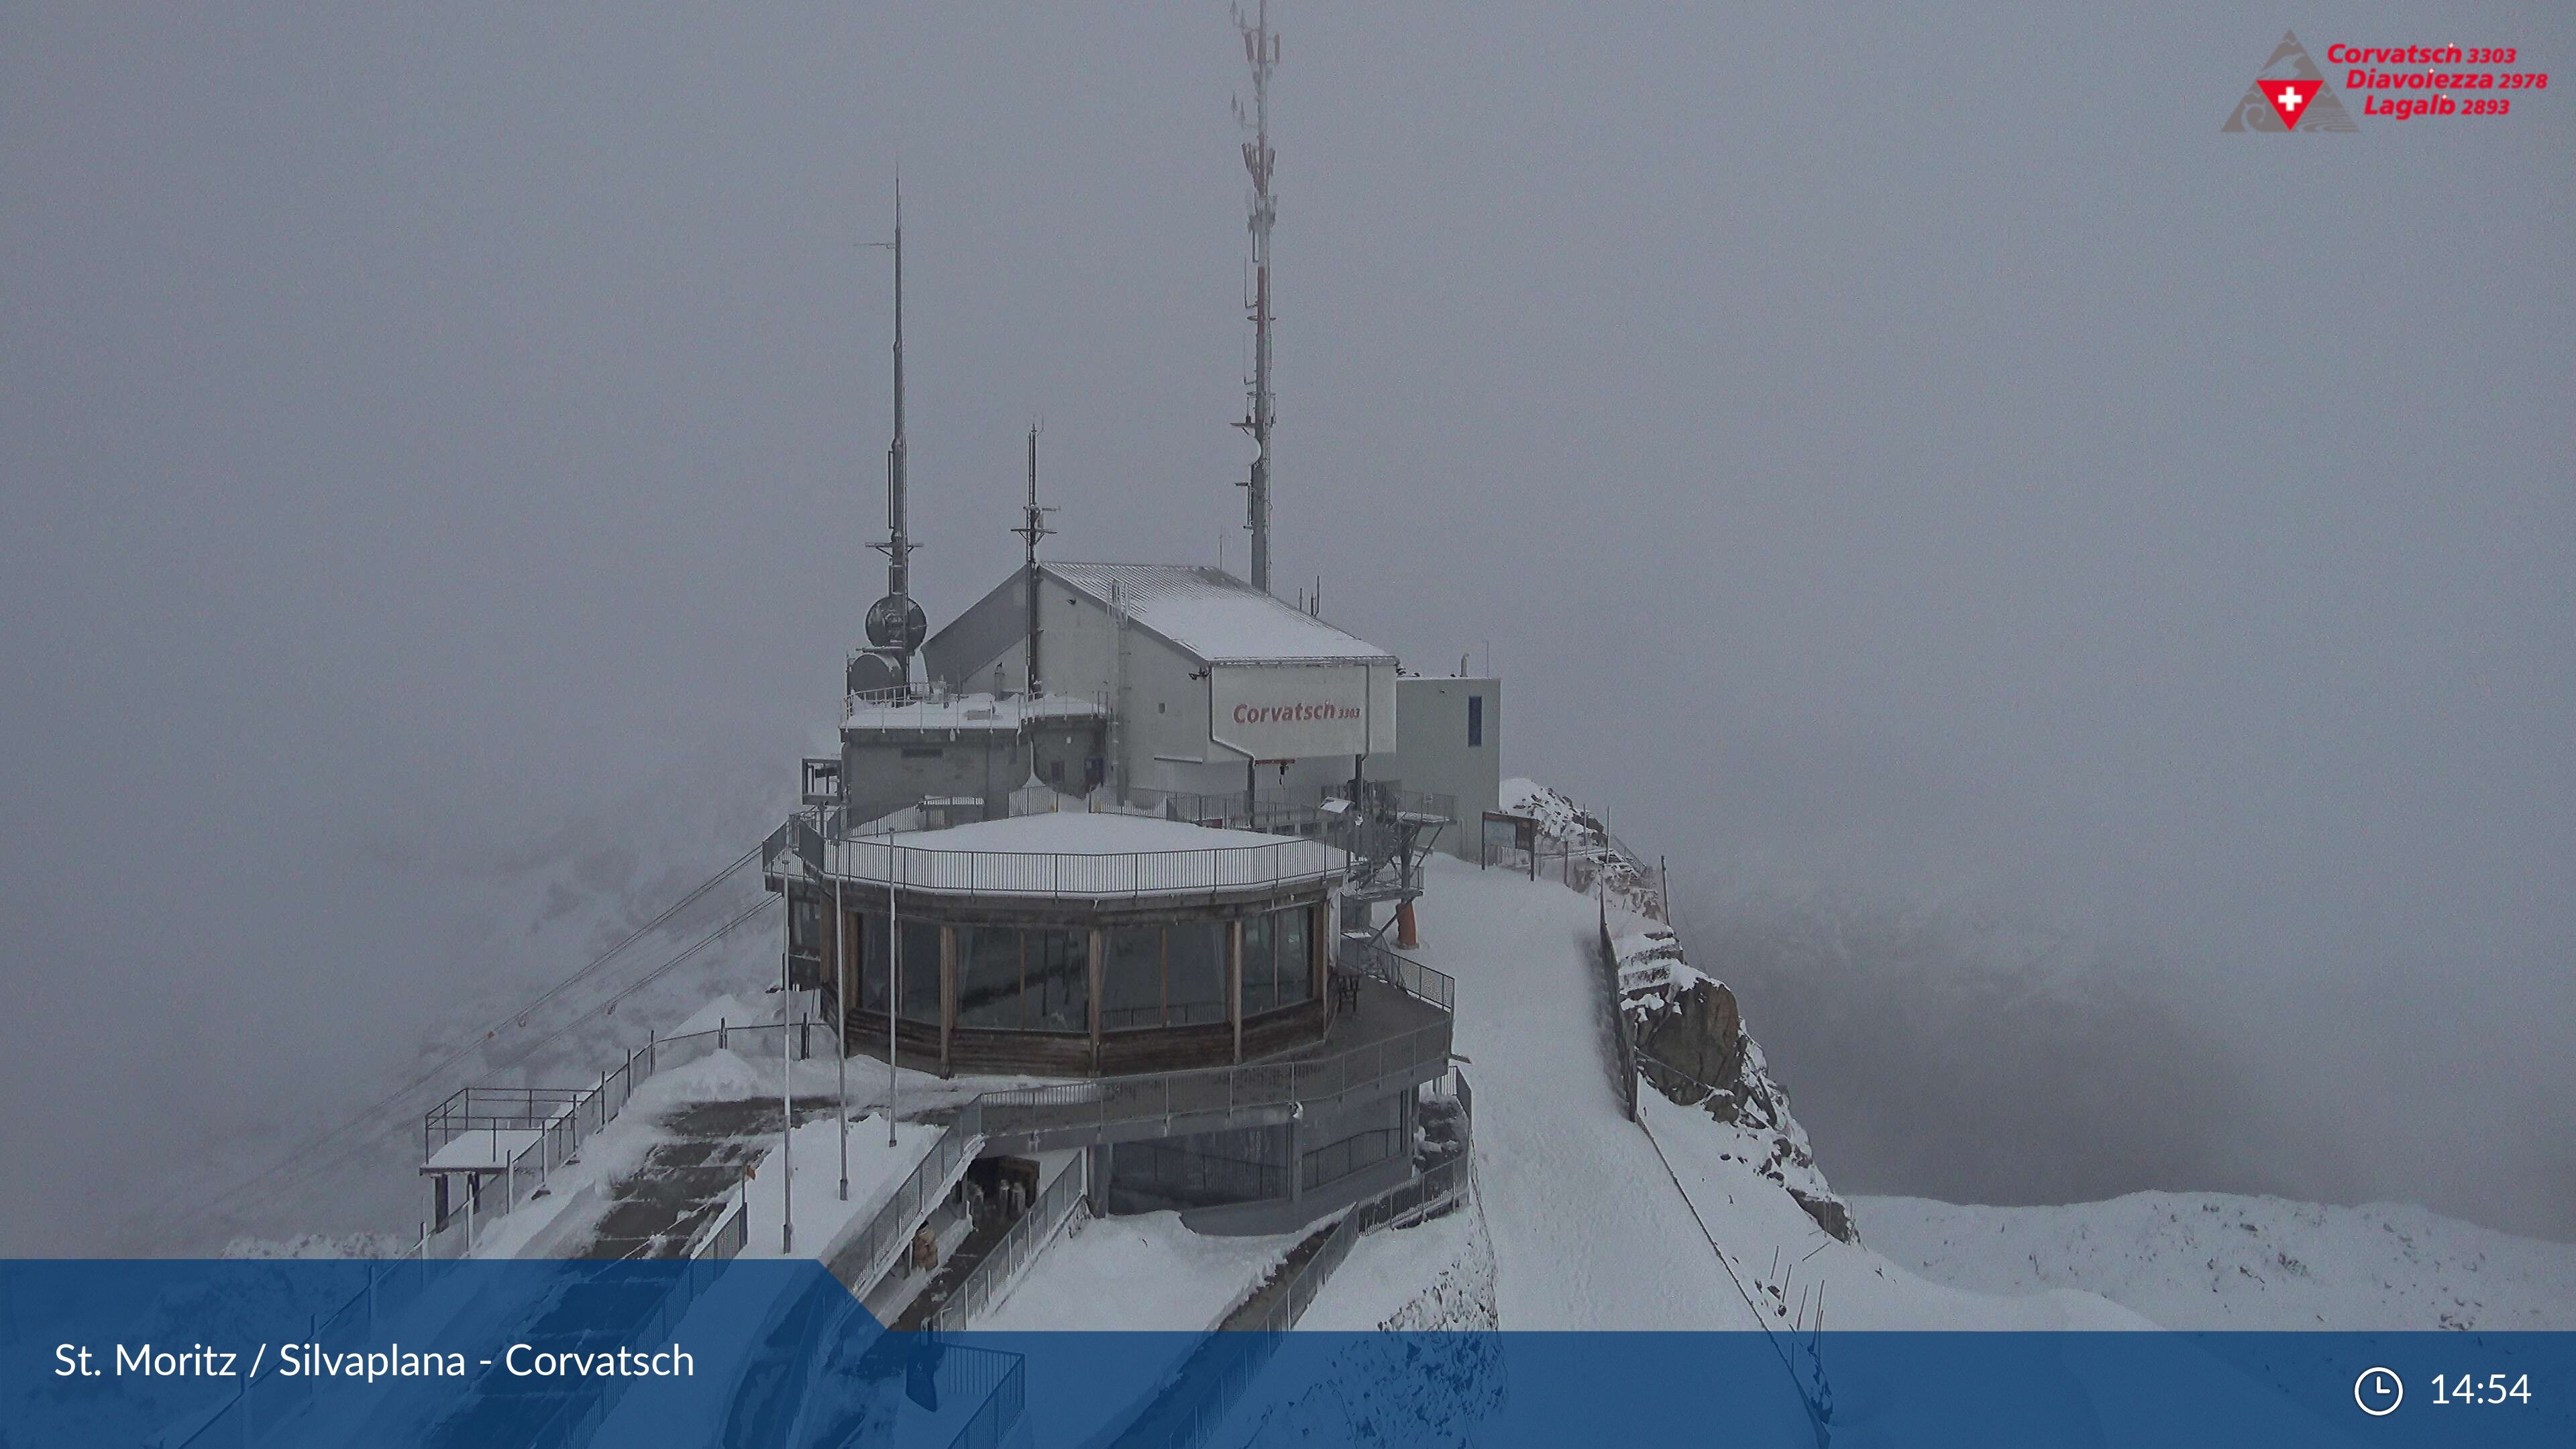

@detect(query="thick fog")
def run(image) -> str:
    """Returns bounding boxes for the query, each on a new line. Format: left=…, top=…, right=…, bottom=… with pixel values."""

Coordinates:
left=3, top=3, right=2569, bottom=1254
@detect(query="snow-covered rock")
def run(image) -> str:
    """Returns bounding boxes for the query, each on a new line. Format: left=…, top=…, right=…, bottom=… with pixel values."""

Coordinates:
left=1855, top=1191, right=2576, bottom=1332
left=1499, top=777, right=1663, bottom=918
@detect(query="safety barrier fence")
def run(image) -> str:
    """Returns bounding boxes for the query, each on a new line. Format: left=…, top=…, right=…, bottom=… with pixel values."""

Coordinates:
left=826, top=1104, right=986, bottom=1297
left=1347, top=941, right=1456, bottom=1013
left=1133, top=1067, right=1475, bottom=1449
left=1595, top=913, right=1642, bottom=1122
left=420, top=1018, right=825, bottom=1252
left=975, top=1018, right=1453, bottom=1148
left=806, top=835, right=1342, bottom=901
left=1636, top=1049, right=1731, bottom=1109
left=835, top=1015, right=1453, bottom=1299
left=926, top=1157, right=1092, bottom=1333
left=418, top=996, right=1446, bottom=1284
left=1144, top=784, right=1457, bottom=833
left=926, top=1338, right=1028, bottom=1449
left=171, top=1220, right=747, bottom=1449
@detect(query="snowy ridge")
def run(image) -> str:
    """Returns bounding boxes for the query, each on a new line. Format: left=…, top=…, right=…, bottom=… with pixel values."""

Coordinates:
left=1856, top=1191, right=2576, bottom=1332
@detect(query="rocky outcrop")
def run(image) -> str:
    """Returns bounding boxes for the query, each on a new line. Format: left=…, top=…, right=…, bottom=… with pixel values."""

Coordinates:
left=1503, top=777, right=1856, bottom=1244
left=1617, top=926, right=1856, bottom=1243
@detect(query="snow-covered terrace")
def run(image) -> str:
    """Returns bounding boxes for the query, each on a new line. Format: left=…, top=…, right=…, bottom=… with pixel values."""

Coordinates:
left=782, top=810, right=1347, bottom=901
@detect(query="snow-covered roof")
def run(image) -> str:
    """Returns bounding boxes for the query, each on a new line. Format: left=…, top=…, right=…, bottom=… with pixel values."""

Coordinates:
left=1044, top=563, right=1396, bottom=666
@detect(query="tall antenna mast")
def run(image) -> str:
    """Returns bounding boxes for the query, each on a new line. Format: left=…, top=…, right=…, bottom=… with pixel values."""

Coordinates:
left=1234, top=0, right=1279, bottom=594
left=1012, top=422, right=1057, bottom=696
left=863, top=182, right=926, bottom=683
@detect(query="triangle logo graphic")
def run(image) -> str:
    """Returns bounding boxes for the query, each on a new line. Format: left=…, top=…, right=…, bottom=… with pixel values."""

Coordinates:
left=2263, top=78, right=2322, bottom=129
left=2222, top=32, right=2360, bottom=132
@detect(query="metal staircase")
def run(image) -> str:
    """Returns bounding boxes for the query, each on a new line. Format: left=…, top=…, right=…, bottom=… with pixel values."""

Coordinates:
left=1329, top=784, right=1450, bottom=953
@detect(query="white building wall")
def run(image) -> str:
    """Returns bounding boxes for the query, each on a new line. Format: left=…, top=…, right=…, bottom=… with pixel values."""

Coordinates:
left=1389, top=676, right=1502, bottom=859
left=921, top=567, right=1458, bottom=813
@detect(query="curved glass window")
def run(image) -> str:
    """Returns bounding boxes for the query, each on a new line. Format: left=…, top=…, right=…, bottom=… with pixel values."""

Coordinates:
left=1242, top=914, right=1278, bottom=1018
left=1102, top=926, right=1163, bottom=1031
left=1165, top=922, right=1227, bottom=1026
left=1024, top=928, right=1089, bottom=1032
left=1276, top=906, right=1313, bottom=1008
left=855, top=912, right=888, bottom=1014
left=1242, top=905, right=1314, bottom=1016
left=1102, top=921, right=1230, bottom=1030
left=956, top=924, right=1023, bottom=1030
left=899, top=919, right=941, bottom=1024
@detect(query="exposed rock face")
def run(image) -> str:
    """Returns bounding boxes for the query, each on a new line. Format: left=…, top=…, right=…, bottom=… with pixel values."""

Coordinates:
left=1503, top=777, right=1856, bottom=1244
left=1617, top=926, right=1856, bottom=1244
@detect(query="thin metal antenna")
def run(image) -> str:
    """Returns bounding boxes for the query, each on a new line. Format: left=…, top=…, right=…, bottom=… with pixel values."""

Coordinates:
left=1011, top=421, right=1057, bottom=696
left=865, top=182, right=924, bottom=684
left=1232, top=0, right=1279, bottom=594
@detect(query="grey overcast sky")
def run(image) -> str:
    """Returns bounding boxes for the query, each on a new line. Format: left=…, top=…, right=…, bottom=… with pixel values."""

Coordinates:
left=3, top=3, right=2570, bottom=1251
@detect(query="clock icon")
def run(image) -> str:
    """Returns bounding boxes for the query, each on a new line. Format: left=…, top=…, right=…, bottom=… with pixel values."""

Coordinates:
left=2354, top=1366, right=2404, bottom=1417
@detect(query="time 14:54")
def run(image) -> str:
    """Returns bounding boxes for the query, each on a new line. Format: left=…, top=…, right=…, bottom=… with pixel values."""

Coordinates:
left=2430, top=1373, right=2533, bottom=1405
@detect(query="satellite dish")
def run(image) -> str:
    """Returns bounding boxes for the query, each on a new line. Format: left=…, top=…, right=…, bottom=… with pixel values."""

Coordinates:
left=865, top=594, right=929, bottom=652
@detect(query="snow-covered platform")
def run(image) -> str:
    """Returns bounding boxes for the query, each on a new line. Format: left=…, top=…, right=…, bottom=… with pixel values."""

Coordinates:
left=804, top=810, right=1345, bottom=900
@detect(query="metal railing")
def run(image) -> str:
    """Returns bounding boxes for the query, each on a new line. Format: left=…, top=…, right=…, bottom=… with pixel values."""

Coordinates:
left=810, top=835, right=1343, bottom=900
left=413, top=993, right=1444, bottom=1273
left=926, top=1159, right=1090, bottom=1332
left=1348, top=941, right=1456, bottom=1013
left=821, top=1016, right=1451, bottom=1301
left=692, top=1201, right=749, bottom=1262
left=1133, top=1071, right=1476, bottom=1449
left=1636, top=1049, right=1729, bottom=1111
left=843, top=684, right=1110, bottom=724
left=930, top=1338, right=1028, bottom=1449
left=418, top=1017, right=823, bottom=1253
left=1146, top=788, right=1334, bottom=836
left=419, top=1045, right=649, bottom=1234
left=172, top=1225, right=750, bottom=1449
left=975, top=1017, right=1453, bottom=1149
left=1142, top=784, right=1458, bottom=835
left=1596, top=913, right=1640, bottom=1122
left=825, top=1104, right=986, bottom=1295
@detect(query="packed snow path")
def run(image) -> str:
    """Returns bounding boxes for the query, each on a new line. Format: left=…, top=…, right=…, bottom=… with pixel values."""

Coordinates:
left=1407, top=856, right=1764, bottom=1329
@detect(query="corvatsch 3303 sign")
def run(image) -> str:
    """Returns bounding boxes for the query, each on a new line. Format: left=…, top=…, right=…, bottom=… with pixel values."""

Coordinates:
left=1206, top=662, right=1395, bottom=761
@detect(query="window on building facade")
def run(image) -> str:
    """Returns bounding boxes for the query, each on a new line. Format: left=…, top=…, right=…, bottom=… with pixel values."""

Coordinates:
left=1467, top=695, right=1484, bottom=747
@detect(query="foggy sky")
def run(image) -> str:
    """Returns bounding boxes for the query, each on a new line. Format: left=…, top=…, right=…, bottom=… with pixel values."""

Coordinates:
left=3, top=3, right=2570, bottom=1253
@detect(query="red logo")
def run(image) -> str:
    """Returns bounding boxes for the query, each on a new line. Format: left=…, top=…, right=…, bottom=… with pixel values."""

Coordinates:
left=2262, top=78, right=2322, bottom=129
left=2222, top=32, right=2357, bottom=132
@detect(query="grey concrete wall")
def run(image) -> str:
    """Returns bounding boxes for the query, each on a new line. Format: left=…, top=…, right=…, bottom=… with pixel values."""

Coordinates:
left=841, top=733, right=1024, bottom=824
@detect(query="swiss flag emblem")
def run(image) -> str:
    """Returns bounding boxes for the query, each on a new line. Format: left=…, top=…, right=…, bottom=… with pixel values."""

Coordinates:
left=2263, top=79, right=2322, bottom=129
